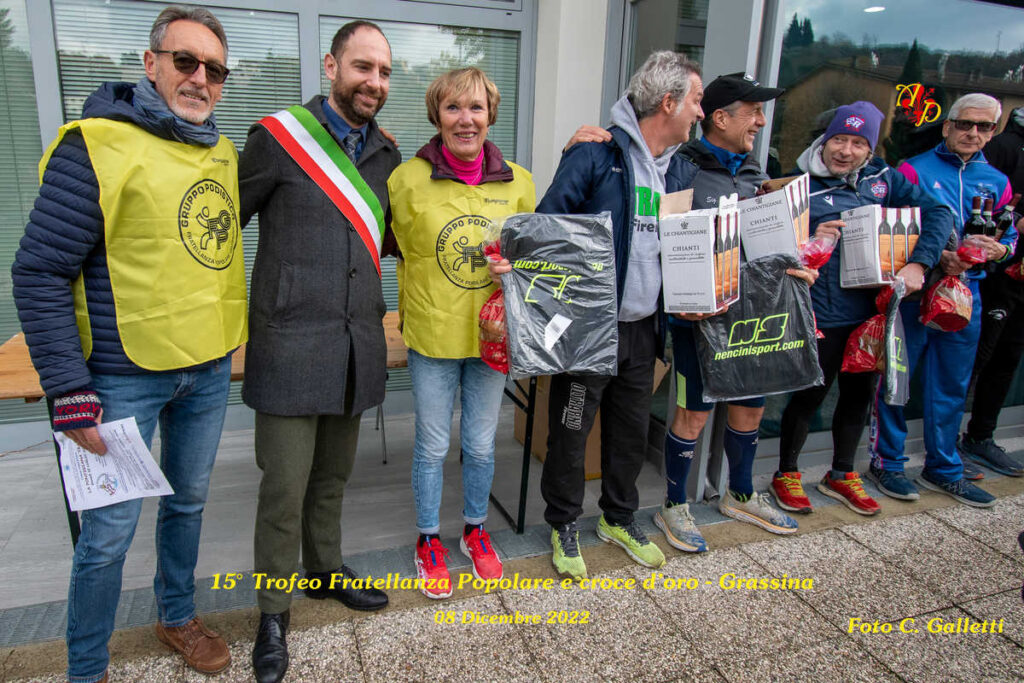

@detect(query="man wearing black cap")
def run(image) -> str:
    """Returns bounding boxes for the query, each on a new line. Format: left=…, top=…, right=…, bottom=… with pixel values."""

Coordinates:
left=659, top=73, right=805, bottom=550
left=565, top=73, right=801, bottom=550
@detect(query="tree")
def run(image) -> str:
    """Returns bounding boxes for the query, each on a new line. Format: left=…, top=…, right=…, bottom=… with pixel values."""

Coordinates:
left=800, top=18, right=814, bottom=46
left=899, top=39, right=923, bottom=84
left=0, top=8, right=14, bottom=51
left=784, top=13, right=802, bottom=48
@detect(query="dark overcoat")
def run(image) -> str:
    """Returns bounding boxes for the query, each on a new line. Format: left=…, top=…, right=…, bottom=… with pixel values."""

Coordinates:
left=239, top=96, right=401, bottom=415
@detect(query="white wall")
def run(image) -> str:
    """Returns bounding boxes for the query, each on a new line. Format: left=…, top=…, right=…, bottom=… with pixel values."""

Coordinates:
left=530, top=0, right=610, bottom=198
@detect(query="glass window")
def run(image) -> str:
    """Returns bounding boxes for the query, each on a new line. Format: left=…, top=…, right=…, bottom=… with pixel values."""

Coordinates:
left=761, top=0, right=1024, bottom=435
left=629, top=0, right=707, bottom=78
left=318, top=16, right=521, bottom=391
left=51, top=0, right=301, bottom=406
left=0, top=1, right=47, bottom=424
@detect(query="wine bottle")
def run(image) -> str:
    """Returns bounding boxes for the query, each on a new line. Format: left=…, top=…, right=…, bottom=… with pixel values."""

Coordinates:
left=715, top=215, right=725, bottom=306
left=729, top=212, right=737, bottom=300
left=964, top=195, right=985, bottom=236
left=878, top=207, right=892, bottom=277
left=983, top=198, right=997, bottom=237
left=892, top=208, right=907, bottom=274
left=906, top=208, right=920, bottom=262
left=995, top=193, right=1020, bottom=239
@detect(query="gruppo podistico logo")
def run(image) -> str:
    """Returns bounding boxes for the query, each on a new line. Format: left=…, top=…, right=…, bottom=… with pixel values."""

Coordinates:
left=178, top=179, right=239, bottom=270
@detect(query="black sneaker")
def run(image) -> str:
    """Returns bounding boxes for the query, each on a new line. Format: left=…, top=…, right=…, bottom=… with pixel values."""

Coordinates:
left=915, top=471, right=996, bottom=508
left=960, top=436, right=1024, bottom=477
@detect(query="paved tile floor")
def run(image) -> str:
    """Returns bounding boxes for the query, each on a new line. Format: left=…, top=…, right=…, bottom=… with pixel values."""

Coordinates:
left=2, top=402, right=1023, bottom=681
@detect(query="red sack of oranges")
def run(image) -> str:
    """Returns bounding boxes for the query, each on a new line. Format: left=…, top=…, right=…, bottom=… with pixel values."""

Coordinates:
left=841, top=314, right=885, bottom=373
left=479, top=289, right=508, bottom=374
left=919, top=275, right=972, bottom=332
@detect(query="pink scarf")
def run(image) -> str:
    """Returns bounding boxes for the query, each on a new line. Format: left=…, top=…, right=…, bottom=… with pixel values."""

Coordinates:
left=441, top=144, right=484, bottom=186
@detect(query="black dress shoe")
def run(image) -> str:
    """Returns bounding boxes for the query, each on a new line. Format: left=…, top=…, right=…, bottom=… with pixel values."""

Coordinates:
left=252, top=610, right=289, bottom=683
left=304, top=565, right=389, bottom=611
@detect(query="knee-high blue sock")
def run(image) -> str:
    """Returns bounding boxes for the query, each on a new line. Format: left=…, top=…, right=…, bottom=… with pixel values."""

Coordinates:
left=664, top=431, right=697, bottom=505
left=725, top=425, right=759, bottom=498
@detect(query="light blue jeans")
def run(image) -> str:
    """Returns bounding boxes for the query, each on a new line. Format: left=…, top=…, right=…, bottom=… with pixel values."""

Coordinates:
left=66, top=360, right=230, bottom=683
left=407, top=349, right=506, bottom=534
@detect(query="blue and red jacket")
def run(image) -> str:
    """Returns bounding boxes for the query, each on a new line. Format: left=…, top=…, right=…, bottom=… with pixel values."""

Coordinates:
left=898, top=143, right=1017, bottom=280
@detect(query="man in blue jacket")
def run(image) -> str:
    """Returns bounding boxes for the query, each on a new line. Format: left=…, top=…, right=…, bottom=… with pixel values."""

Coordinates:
left=777, top=102, right=952, bottom=517
left=12, top=7, right=239, bottom=681
left=493, top=51, right=701, bottom=578
left=870, top=93, right=1017, bottom=507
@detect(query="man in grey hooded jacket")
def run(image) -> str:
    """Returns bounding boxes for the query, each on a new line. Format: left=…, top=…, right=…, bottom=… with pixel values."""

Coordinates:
left=493, top=51, right=702, bottom=579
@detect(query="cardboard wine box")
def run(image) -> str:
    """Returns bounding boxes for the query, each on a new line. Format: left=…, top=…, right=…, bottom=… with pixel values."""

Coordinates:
left=839, top=205, right=921, bottom=288
left=736, top=173, right=810, bottom=261
left=659, top=190, right=741, bottom=314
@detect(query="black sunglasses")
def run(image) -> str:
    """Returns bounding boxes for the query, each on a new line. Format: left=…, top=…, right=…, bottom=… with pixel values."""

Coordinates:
left=950, top=119, right=997, bottom=133
left=153, top=49, right=230, bottom=84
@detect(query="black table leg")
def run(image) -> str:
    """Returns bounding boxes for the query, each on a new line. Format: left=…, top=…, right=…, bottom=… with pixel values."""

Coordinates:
left=489, top=376, right=537, bottom=534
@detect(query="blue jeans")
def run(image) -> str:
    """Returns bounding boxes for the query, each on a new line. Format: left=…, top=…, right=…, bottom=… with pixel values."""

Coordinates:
left=66, top=360, right=230, bottom=683
left=408, top=349, right=506, bottom=534
left=870, top=279, right=982, bottom=483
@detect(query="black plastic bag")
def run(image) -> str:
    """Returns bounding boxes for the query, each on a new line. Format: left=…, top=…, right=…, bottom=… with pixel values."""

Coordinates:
left=498, top=212, right=618, bottom=379
left=882, top=278, right=910, bottom=406
left=695, top=254, right=823, bottom=401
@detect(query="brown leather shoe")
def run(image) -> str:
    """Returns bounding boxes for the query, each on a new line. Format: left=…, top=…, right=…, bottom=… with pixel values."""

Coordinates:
left=155, top=616, right=231, bottom=674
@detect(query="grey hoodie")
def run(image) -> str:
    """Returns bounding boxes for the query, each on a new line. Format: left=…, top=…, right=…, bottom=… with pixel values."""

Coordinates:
left=610, top=96, right=681, bottom=322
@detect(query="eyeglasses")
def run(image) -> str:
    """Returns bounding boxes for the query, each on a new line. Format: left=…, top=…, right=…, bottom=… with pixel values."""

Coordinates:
left=153, top=50, right=230, bottom=84
left=950, top=119, right=997, bottom=133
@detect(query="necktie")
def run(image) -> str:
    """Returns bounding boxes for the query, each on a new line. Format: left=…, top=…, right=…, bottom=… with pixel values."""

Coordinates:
left=343, top=129, right=361, bottom=161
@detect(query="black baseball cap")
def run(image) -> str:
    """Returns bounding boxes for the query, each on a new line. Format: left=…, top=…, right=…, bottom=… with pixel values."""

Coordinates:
left=700, top=72, right=785, bottom=118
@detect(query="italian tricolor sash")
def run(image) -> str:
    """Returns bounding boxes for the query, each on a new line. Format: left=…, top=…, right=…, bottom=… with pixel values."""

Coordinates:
left=259, top=105, right=386, bottom=277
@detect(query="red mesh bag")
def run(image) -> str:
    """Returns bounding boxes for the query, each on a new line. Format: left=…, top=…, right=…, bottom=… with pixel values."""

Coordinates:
left=875, top=286, right=895, bottom=314
left=956, top=243, right=986, bottom=265
left=479, top=289, right=508, bottom=374
left=919, top=275, right=973, bottom=332
left=799, top=235, right=836, bottom=270
left=841, top=314, right=885, bottom=373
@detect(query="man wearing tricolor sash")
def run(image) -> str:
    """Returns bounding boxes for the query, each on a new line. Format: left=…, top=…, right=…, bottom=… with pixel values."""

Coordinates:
left=239, top=21, right=399, bottom=683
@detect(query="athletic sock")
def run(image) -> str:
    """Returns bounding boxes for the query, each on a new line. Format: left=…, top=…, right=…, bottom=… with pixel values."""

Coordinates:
left=463, top=523, right=482, bottom=537
left=418, top=533, right=438, bottom=547
left=664, top=431, right=697, bottom=505
left=724, top=425, right=759, bottom=497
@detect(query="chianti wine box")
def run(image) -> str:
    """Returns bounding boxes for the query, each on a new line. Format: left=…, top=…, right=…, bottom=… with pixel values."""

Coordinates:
left=659, top=189, right=741, bottom=314
left=736, top=173, right=810, bottom=261
left=839, top=205, right=921, bottom=288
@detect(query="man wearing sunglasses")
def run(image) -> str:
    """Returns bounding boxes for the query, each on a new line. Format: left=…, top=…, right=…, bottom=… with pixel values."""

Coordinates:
left=870, top=93, right=1016, bottom=508
left=12, top=5, right=240, bottom=683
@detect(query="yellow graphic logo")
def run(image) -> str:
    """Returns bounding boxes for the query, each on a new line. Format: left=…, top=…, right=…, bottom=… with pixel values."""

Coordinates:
left=178, top=179, right=238, bottom=270
left=436, top=214, right=491, bottom=289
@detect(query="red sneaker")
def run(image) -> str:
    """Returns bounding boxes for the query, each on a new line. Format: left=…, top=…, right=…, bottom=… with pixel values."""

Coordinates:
left=461, top=526, right=503, bottom=580
left=771, top=471, right=813, bottom=513
left=817, top=471, right=881, bottom=516
left=415, top=537, right=453, bottom=599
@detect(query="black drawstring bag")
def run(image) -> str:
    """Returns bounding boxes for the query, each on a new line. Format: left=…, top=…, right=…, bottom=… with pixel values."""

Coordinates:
left=499, top=212, right=618, bottom=379
left=695, top=254, right=823, bottom=402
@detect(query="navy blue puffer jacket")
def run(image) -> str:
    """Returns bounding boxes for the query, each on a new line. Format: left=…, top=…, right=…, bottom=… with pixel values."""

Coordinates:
left=12, top=82, right=224, bottom=396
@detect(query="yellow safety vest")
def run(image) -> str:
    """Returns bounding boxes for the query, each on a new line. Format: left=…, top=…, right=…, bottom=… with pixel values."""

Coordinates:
left=388, top=158, right=535, bottom=358
left=41, top=118, right=248, bottom=371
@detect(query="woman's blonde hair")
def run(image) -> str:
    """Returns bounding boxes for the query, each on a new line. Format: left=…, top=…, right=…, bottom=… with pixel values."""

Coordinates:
left=425, top=67, right=501, bottom=127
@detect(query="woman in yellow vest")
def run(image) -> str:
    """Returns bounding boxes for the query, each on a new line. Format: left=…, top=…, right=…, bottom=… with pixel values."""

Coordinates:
left=388, top=67, right=534, bottom=599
